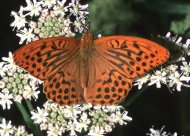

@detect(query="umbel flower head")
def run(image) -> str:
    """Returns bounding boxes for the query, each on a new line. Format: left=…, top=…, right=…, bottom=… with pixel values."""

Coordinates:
left=0, top=118, right=33, bottom=136
left=0, top=52, right=42, bottom=110
left=10, top=0, right=88, bottom=44
left=31, top=101, right=132, bottom=136
left=146, top=126, right=178, bottom=136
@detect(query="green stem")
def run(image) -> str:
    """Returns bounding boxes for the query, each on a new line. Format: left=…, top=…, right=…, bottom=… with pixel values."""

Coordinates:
left=123, top=85, right=148, bottom=107
left=25, top=100, right=34, bottom=112
left=16, top=102, right=43, bottom=136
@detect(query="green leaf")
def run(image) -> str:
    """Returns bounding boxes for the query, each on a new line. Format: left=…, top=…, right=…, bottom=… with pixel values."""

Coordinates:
left=170, top=14, right=190, bottom=36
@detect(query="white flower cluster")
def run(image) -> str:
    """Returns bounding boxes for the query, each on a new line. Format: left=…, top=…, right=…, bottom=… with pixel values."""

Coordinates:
left=147, top=126, right=178, bottom=136
left=134, top=32, right=190, bottom=92
left=0, top=118, right=33, bottom=136
left=0, top=52, right=42, bottom=110
left=31, top=101, right=132, bottom=136
left=10, top=0, right=88, bottom=44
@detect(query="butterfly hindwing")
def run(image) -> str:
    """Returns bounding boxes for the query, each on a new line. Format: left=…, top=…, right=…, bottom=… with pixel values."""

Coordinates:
left=94, top=36, right=170, bottom=79
left=84, top=53, right=132, bottom=105
left=44, top=58, right=83, bottom=105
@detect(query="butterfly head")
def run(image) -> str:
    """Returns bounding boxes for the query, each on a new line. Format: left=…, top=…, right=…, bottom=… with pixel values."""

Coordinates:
left=81, top=31, right=93, bottom=48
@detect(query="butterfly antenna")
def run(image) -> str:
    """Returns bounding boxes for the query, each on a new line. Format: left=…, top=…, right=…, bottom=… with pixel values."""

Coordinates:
left=95, top=21, right=122, bottom=34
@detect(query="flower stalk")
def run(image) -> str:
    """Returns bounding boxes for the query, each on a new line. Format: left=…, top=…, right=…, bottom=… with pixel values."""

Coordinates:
left=16, top=102, right=43, bottom=136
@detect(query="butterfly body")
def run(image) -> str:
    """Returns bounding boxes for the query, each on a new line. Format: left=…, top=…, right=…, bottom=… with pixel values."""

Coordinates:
left=13, top=31, right=170, bottom=106
left=79, top=31, right=95, bottom=88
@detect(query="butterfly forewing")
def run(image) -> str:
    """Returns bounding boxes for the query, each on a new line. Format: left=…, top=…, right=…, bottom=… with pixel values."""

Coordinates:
left=13, top=37, right=84, bottom=105
left=13, top=37, right=80, bottom=80
left=94, top=36, right=170, bottom=79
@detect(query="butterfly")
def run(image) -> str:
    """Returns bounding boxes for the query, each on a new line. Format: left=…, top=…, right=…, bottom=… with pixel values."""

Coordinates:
left=13, top=31, right=170, bottom=106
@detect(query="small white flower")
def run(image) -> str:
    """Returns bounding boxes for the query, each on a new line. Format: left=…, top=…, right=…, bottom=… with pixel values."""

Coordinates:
left=40, top=123, right=48, bottom=130
left=63, top=105, right=81, bottom=118
left=31, top=107, right=48, bottom=123
left=180, top=60, right=190, bottom=75
left=10, top=11, right=27, bottom=30
left=22, top=0, right=42, bottom=16
left=16, top=28, right=35, bottom=44
left=47, top=125, right=62, bottom=136
left=110, top=111, right=132, bottom=125
left=104, top=124, right=112, bottom=133
left=148, top=70, right=167, bottom=88
left=53, top=0, right=68, bottom=16
left=74, top=17, right=86, bottom=33
left=75, top=112, right=91, bottom=132
left=2, top=52, right=17, bottom=72
left=0, top=92, right=13, bottom=110
left=13, top=126, right=28, bottom=135
left=0, top=119, right=13, bottom=136
left=103, top=105, right=124, bottom=112
left=88, top=126, right=105, bottom=136
left=168, top=72, right=190, bottom=91
left=69, top=0, right=88, bottom=16
left=23, top=85, right=40, bottom=100
left=134, top=74, right=150, bottom=89
left=168, top=72, right=182, bottom=91
left=67, top=120, right=78, bottom=136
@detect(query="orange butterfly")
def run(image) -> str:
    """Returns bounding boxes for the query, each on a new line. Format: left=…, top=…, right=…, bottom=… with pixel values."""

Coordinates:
left=13, top=31, right=170, bottom=106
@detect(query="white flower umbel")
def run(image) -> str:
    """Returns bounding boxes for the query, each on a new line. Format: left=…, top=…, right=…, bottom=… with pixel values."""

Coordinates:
left=11, top=0, right=89, bottom=44
left=0, top=53, right=42, bottom=109
left=146, top=126, right=179, bottom=136
left=31, top=101, right=132, bottom=136
left=0, top=118, right=33, bottom=136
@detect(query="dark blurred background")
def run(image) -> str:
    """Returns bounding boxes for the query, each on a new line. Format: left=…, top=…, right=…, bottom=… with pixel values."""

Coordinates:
left=0, top=0, right=190, bottom=136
